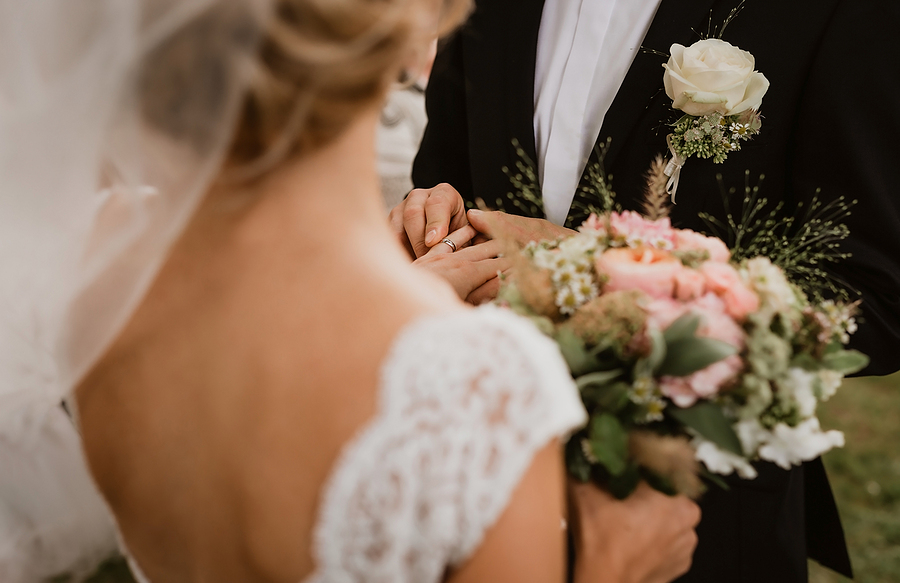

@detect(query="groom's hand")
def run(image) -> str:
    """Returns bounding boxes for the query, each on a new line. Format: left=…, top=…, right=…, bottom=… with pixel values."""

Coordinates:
left=389, top=183, right=469, bottom=259
left=569, top=481, right=700, bottom=583
left=466, top=209, right=575, bottom=247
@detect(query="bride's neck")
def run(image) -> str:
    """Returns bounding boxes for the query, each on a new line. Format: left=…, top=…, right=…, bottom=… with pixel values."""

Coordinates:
left=207, top=108, right=391, bottom=257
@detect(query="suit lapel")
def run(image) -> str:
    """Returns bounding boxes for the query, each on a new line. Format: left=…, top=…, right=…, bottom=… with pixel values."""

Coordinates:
left=566, top=0, right=722, bottom=225
left=600, top=0, right=721, bottom=167
left=463, top=0, right=545, bottom=216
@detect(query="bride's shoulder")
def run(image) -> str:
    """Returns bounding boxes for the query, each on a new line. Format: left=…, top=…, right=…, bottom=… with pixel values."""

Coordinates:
left=309, top=306, right=586, bottom=577
left=380, top=305, right=582, bottom=415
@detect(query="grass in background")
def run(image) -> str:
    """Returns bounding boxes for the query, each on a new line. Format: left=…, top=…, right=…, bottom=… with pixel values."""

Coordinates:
left=810, top=372, right=900, bottom=583
left=84, top=374, right=900, bottom=583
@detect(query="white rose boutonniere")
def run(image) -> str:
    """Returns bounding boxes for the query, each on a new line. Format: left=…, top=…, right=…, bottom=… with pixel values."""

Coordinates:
left=660, top=38, right=769, bottom=201
left=664, top=39, right=768, bottom=117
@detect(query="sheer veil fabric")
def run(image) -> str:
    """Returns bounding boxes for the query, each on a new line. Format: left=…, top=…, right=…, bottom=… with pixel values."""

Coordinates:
left=0, top=1, right=267, bottom=579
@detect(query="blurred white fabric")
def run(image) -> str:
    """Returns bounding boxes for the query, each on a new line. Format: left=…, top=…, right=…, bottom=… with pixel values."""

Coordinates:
left=0, top=407, right=118, bottom=583
left=377, top=84, right=428, bottom=210
left=0, top=0, right=266, bottom=580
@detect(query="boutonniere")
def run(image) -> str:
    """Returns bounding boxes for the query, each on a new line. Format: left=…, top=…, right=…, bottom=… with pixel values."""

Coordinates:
left=661, top=37, right=769, bottom=201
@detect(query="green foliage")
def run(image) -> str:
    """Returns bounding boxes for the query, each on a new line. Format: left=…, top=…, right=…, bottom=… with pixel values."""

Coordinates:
left=822, top=350, right=870, bottom=375
left=657, top=337, right=738, bottom=377
left=606, top=464, right=642, bottom=500
left=663, top=313, right=701, bottom=344
left=809, top=373, right=900, bottom=583
left=555, top=328, right=599, bottom=377
left=589, top=414, right=629, bottom=476
left=567, top=138, right=621, bottom=226
left=699, top=173, right=856, bottom=302
left=669, top=111, right=760, bottom=164
left=576, top=370, right=625, bottom=390
left=498, top=138, right=544, bottom=217
left=668, top=401, right=743, bottom=456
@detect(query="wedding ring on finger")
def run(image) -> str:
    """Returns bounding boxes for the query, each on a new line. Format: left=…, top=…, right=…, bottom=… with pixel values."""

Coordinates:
left=441, top=237, right=458, bottom=253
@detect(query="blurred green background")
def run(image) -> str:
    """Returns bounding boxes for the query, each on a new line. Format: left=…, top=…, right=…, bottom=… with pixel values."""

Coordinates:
left=808, top=372, right=900, bottom=583
left=80, top=373, right=900, bottom=583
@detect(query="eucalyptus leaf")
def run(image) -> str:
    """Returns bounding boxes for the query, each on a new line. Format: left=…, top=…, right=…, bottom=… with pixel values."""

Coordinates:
left=582, top=381, right=633, bottom=413
left=790, top=353, right=820, bottom=371
left=822, top=350, right=869, bottom=375
left=663, top=313, right=701, bottom=344
left=556, top=328, right=600, bottom=376
left=589, top=414, right=628, bottom=476
left=576, top=370, right=624, bottom=390
left=636, top=326, right=667, bottom=378
left=668, top=402, right=743, bottom=456
left=657, top=337, right=738, bottom=377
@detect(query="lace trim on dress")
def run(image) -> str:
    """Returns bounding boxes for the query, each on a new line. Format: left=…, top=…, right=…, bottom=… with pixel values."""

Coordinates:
left=305, top=306, right=586, bottom=583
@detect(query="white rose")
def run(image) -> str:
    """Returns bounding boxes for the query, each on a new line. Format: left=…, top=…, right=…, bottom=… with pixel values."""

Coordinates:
left=663, top=38, right=770, bottom=117
left=758, top=418, right=845, bottom=469
left=692, top=437, right=758, bottom=479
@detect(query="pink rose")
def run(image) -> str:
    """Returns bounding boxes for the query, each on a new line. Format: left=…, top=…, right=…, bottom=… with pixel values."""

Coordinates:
left=595, top=247, right=682, bottom=299
left=674, top=268, right=707, bottom=301
left=661, top=355, right=744, bottom=407
left=660, top=377, right=699, bottom=408
left=700, top=261, right=742, bottom=293
left=721, top=282, right=760, bottom=320
left=692, top=293, right=746, bottom=349
left=579, top=213, right=606, bottom=233
left=687, top=355, right=743, bottom=397
left=609, top=211, right=677, bottom=250
left=675, top=229, right=731, bottom=262
left=699, top=262, right=759, bottom=320
left=645, top=297, right=689, bottom=331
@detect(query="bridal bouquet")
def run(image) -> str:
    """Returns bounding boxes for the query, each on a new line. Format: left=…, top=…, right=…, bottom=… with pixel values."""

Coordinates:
left=498, top=203, right=868, bottom=499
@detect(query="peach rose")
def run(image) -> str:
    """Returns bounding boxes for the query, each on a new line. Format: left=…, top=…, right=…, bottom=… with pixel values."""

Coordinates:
left=674, top=268, right=707, bottom=301
left=595, top=247, right=682, bottom=299
left=721, top=282, right=760, bottom=320
left=700, top=261, right=742, bottom=293
left=699, top=262, right=759, bottom=320
left=674, top=229, right=731, bottom=262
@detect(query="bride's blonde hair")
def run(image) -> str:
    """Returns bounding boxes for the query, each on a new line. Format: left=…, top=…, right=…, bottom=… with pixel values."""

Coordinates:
left=228, top=0, right=471, bottom=171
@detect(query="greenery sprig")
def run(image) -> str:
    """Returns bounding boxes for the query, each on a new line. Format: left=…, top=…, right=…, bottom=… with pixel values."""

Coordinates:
left=669, top=110, right=762, bottom=165
left=699, top=172, right=856, bottom=301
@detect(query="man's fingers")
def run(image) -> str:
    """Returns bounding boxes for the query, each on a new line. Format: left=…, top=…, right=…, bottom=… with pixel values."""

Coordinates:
left=403, top=189, right=431, bottom=258
left=466, top=208, right=504, bottom=239
left=454, top=238, right=506, bottom=261
left=388, top=198, right=416, bottom=259
left=423, top=183, right=466, bottom=247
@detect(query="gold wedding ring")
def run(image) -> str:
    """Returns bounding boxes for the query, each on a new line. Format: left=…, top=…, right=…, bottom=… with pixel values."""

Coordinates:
left=441, top=237, right=457, bottom=252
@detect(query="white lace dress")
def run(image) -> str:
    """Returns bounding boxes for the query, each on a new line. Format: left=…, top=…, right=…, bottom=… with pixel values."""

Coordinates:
left=127, top=306, right=587, bottom=583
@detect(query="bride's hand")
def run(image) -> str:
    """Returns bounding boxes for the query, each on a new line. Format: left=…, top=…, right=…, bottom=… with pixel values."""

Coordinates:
left=412, top=225, right=512, bottom=304
left=569, top=480, right=700, bottom=583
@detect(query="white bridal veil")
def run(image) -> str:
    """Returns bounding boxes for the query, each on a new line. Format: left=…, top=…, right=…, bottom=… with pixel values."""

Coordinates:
left=0, top=0, right=266, bottom=579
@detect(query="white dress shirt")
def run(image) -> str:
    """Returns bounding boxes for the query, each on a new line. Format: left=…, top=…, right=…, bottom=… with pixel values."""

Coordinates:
left=534, top=0, right=662, bottom=225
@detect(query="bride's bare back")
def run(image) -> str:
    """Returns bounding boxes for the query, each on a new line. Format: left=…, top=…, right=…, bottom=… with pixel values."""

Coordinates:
left=76, top=116, right=465, bottom=581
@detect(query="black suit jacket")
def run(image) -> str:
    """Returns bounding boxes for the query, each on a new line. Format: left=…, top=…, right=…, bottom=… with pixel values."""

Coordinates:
left=414, top=0, right=900, bottom=580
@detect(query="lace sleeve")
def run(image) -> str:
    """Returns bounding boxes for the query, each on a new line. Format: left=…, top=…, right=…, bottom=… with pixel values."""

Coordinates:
left=308, top=306, right=586, bottom=583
